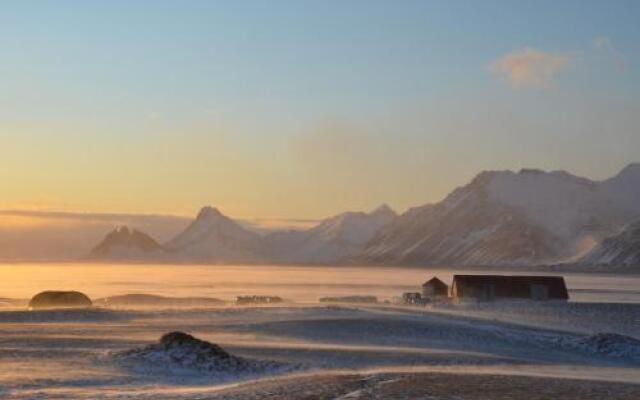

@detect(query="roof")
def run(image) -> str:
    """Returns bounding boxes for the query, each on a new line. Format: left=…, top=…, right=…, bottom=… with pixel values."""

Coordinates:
left=422, top=277, right=448, bottom=287
left=452, top=275, right=566, bottom=285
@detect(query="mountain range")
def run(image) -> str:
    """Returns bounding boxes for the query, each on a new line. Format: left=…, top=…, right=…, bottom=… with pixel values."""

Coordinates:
left=90, top=163, right=640, bottom=268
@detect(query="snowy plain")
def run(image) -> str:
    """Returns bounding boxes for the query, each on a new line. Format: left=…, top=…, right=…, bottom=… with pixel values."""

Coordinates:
left=0, top=263, right=639, bottom=399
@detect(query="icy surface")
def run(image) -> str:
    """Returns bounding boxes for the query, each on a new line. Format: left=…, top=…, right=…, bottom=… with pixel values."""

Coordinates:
left=1, top=264, right=640, bottom=398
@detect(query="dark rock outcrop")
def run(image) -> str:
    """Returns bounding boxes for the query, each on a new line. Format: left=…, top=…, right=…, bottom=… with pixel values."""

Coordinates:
left=113, top=331, right=293, bottom=379
left=28, top=290, right=92, bottom=309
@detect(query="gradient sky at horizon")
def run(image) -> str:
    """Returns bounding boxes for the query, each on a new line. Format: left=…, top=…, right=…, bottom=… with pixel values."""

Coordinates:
left=1, top=0, right=639, bottom=220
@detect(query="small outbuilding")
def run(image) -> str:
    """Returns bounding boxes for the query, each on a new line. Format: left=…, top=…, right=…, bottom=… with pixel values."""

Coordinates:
left=451, top=275, right=569, bottom=302
left=422, top=277, right=449, bottom=298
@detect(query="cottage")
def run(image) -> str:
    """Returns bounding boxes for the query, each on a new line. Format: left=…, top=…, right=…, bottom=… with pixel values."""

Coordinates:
left=451, top=275, right=569, bottom=302
left=422, top=277, right=449, bottom=298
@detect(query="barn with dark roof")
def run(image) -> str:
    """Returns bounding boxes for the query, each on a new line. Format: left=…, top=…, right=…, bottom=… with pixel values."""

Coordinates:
left=451, top=275, right=569, bottom=301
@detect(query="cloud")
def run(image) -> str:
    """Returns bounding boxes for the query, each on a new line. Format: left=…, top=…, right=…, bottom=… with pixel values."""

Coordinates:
left=594, top=36, right=627, bottom=70
left=490, top=47, right=573, bottom=88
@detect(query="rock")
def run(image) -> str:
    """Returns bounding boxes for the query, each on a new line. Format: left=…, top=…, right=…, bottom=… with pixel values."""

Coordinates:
left=113, top=331, right=293, bottom=380
left=159, top=331, right=232, bottom=359
left=28, top=291, right=92, bottom=309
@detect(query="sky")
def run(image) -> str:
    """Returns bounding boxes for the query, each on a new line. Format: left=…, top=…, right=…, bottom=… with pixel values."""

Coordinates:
left=1, top=0, right=640, bottom=223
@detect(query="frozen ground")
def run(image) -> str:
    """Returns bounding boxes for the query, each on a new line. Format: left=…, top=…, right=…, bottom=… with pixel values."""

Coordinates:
left=0, top=264, right=639, bottom=398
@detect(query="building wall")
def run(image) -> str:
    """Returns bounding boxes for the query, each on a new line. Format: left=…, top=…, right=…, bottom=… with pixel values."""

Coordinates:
left=451, top=276, right=568, bottom=301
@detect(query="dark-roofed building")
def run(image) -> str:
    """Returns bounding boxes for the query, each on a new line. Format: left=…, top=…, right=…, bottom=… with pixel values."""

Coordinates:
left=451, top=275, right=569, bottom=302
left=422, top=277, right=449, bottom=298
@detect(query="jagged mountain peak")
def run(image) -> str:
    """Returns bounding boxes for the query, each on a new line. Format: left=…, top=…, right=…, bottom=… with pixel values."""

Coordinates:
left=90, top=226, right=163, bottom=259
left=468, top=168, right=591, bottom=189
left=196, top=206, right=223, bottom=220
left=370, top=204, right=396, bottom=217
left=164, top=206, right=266, bottom=262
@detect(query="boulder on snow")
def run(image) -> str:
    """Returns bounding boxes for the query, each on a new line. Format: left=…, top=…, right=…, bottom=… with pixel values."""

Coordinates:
left=28, top=290, right=92, bottom=309
left=113, top=331, right=293, bottom=380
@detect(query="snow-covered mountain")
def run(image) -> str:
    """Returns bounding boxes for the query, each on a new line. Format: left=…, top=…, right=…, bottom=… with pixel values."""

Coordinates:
left=578, top=220, right=640, bottom=268
left=265, top=205, right=397, bottom=263
left=88, top=205, right=396, bottom=264
left=89, top=226, right=165, bottom=260
left=358, top=165, right=640, bottom=266
left=86, top=163, right=640, bottom=267
left=164, top=206, right=269, bottom=263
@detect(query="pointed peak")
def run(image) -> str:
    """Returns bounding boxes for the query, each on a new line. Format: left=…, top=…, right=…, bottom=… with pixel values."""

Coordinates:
left=370, top=204, right=396, bottom=217
left=196, top=206, right=223, bottom=220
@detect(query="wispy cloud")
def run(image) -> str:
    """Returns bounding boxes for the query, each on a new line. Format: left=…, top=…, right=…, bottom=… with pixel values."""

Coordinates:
left=594, top=36, right=627, bottom=70
left=490, top=47, right=573, bottom=88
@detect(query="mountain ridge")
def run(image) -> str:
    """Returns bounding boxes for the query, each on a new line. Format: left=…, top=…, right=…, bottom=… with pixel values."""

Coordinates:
left=88, top=163, right=640, bottom=268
